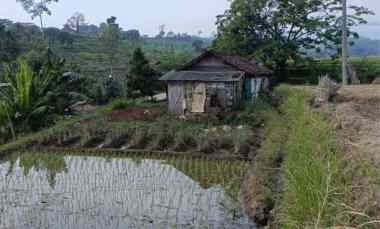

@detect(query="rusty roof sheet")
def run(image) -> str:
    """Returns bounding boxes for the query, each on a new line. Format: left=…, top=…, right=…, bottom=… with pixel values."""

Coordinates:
left=159, top=71, right=244, bottom=82
left=179, top=50, right=272, bottom=75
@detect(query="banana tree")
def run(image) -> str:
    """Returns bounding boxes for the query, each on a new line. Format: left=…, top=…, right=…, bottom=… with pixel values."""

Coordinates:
left=0, top=51, right=86, bottom=139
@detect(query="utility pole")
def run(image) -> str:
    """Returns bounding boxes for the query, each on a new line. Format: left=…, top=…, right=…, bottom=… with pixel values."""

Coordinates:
left=342, top=0, right=349, bottom=86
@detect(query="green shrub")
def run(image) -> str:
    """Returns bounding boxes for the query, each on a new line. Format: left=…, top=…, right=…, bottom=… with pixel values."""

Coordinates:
left=285, top=58, right=380, bottom=84
left=111, top=99, right=131, bottom=110
left=355, top=58, right=380, bottom=83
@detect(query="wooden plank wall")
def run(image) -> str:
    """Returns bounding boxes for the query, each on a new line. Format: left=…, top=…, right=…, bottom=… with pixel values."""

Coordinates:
left=168, top=82, right=185, bottom=115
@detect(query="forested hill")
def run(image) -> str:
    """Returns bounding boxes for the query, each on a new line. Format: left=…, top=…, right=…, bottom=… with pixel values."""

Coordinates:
left=0, top=18, right=212, bottom=80
left=307, top=36, right=380, bottom=58
left=350, top=37, right=380, bottom=57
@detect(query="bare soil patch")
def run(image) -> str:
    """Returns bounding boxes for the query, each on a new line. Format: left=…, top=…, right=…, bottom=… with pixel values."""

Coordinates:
left=335, top=85, right=380, bottom=159
left=335, top=85, right=380, bottom=218
left=107, top=107, right=163, bottom=122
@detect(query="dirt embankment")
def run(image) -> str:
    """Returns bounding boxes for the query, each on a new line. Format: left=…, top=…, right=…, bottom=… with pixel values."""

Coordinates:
left=15, top=105, right=264, bottom=161
left=335, top=85, right=380, bottom=216
left=336, top=85, right=380, bottom=158
left=107, top=107, right=162, bottom=122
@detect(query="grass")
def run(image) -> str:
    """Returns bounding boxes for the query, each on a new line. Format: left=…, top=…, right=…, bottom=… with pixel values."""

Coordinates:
left=246, top=85, right=380, bottom=228
left=275, top=86, right=344, bottom=228
left=110, top=99, right=132, bottom=110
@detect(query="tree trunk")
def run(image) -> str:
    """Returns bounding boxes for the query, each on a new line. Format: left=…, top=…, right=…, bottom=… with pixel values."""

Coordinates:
left=39, top=14, right=45, bottom=39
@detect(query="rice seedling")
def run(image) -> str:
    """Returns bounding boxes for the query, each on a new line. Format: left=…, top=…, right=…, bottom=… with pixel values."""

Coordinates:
left=172, top=131, right=199, bottom=152
left=128, top=129, right=153, bottom=149
left=0, top=150, right=254, bottom=228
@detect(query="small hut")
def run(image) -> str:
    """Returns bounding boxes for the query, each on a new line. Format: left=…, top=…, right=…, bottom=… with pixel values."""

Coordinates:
left=160, top=51, right=272, bottom=115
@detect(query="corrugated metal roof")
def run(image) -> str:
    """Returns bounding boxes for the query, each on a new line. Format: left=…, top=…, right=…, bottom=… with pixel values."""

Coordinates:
left=179, top=50, right=272, bottom=76
left=159, top=71, right=244, bottom=82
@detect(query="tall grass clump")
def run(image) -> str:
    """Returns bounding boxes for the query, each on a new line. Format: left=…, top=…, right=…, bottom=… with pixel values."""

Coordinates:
left=110, top=99, right=132, bottom=110
left=275, top=86, right=345, bottom=228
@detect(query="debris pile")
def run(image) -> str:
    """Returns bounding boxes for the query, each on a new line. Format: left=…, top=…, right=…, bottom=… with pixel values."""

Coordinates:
left=314, top=75, right=340, bottom=105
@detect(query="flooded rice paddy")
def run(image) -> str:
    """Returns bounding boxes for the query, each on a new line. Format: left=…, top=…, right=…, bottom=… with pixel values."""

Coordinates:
left=0, top=152, right=255, bottom=229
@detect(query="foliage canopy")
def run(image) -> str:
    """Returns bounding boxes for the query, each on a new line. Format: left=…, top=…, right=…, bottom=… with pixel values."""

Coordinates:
left=213, top=0, right=373, bottom=81
left=127, top=48, right=158, bottom=98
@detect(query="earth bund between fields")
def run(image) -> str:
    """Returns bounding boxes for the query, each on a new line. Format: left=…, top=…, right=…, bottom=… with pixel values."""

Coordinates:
left=26, top=106, right=264, bottom=161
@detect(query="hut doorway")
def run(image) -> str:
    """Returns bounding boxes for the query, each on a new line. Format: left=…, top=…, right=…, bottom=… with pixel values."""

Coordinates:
left=191, top=83, right=206, bottom=113
left=209, top=88, right=227, bottom=112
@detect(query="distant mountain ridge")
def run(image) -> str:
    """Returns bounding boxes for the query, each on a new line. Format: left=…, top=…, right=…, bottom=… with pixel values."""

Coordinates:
left=350, top=37, right=380, bottom=57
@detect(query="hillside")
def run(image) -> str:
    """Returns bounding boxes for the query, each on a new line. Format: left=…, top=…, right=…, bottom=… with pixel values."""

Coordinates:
left=56, top=35, right=211, bottom=78
left=0, top=19, right=212, bottom=81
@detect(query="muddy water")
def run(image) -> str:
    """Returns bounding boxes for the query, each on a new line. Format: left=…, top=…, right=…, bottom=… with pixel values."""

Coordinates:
left=0, top=153, right=255, bottom=229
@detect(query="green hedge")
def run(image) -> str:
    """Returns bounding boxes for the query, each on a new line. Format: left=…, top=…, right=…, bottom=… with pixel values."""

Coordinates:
left=285, top=58, right=380, bottom=84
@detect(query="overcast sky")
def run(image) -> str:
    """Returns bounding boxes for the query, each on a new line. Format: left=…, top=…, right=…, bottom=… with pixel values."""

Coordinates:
left=1, top=0, right=379, bottom=38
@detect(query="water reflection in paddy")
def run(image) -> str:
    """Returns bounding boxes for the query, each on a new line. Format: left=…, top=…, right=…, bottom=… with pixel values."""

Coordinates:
left=0, top=152, right=255, bottom=229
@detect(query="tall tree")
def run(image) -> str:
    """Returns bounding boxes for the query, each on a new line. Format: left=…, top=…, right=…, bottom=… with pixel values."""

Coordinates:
left=44, top=27, right=60, bottom=46
left=127, top=48, right=157, bottom=99
left=157, top=24, right=166, bottom=38
left=0, top=24, right=19, bottom=63
left=98, top=16, right=121, bottom=77
left=213, top=0, right=372, bottom=82
left=122, top=29, right=141, bottom=41
left=64, top=12, right=86, bottom=33
left=16, top=0, right=59, bottom=36
left=192, top=39, right=205, bottom=52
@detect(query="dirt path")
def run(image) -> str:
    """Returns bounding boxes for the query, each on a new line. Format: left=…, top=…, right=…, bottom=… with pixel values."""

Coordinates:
left=335, top=85, right=380, bottom=159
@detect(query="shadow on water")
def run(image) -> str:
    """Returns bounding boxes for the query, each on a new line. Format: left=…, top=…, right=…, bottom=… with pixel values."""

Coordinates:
left=4, top=152, right=67, bottom=188
left=0, top=151, right=255, bottom=229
